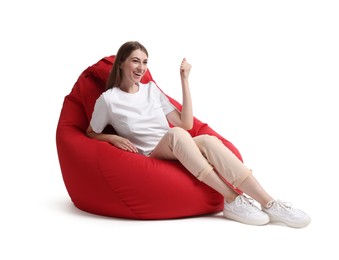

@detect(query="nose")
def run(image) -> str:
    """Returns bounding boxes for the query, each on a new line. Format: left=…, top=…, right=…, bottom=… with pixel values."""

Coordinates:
left=138, top=62, right=147, bottom=72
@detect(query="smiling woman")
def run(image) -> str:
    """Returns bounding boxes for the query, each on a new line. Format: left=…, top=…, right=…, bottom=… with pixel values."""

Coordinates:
left=56, top=52, right=243, bottom=219
left=105, top=41, right=149, bottom=93
left=57, top=41, right=311, bottom=227
left=118, top=50, right=148, bottom=92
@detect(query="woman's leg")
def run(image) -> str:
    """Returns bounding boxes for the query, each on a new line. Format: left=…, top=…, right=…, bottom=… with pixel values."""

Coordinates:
left=150, top=127, right=238, bottom=201
left=149, top=127, right=212, bottom=180
left=150, top=128, right=270, bottom=225
left=195, top=134, right=311, bottom=228
left=151, top=130, right=310, bottom=227
left=193, top=135, right=274, bottom=206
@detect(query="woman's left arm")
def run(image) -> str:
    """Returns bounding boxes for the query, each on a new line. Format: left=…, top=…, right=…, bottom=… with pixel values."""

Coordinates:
left=167, top=58, right=193, bottom=130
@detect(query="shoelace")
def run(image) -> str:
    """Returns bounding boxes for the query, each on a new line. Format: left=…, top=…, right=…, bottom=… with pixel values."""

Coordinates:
left=267, top=200, right=294, bottom=213
left=239, top=196, right=256, bottom=208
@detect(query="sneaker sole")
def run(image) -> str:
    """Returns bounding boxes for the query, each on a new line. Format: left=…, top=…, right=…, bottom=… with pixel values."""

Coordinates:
left=223, top=211, right=270, bottom=226
left=268, top=215, right=312, bottom=228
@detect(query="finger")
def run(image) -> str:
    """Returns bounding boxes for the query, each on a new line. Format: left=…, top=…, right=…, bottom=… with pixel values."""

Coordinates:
left=130, top=144, right=138, bottom=153
left=119, top=141, right=130, bottom=151
left=120, top=144, right=128, bottom=151
left=125, top=141, right=138, bottom=153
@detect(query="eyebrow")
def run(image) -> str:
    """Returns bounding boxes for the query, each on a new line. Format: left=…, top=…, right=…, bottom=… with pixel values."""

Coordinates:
left=131, top=57, right=148, bottom=61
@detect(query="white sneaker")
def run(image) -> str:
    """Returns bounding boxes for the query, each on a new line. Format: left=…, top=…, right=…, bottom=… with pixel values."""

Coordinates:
left=262, top=200, right=311, bottom=228
left=223, top=195, right=269, bottom=226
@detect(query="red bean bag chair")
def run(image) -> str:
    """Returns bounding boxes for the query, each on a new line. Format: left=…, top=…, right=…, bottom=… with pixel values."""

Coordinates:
left=56, top=55, right=243, bottom=219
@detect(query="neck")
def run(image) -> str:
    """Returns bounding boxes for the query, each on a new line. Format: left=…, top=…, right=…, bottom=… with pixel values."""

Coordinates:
left=119, top=82, right=139, bottom=93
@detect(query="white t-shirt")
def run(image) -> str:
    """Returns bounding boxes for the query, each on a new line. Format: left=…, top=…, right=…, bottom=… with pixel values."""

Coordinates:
left=90, top=81, right=176, bottom=155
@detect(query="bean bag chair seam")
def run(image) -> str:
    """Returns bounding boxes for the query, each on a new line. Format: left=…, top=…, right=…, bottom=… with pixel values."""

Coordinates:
left=95, top=142, right=143, bottom=219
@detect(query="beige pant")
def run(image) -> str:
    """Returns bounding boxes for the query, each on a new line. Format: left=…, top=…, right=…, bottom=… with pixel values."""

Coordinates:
left=150, top=127, right=251, bottom=189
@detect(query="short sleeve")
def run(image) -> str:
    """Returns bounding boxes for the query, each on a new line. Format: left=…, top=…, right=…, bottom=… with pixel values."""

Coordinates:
left=150, top=82, right=176, bottom=115
left=90, top=94, right=110, bottom=133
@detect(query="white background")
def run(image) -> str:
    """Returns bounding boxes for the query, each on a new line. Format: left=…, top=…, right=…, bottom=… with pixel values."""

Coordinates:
left=1, top=0, right=338, bottom=259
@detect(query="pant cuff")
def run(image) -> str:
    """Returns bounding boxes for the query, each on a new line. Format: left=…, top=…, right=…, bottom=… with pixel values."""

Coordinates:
left=197, top=164, right=214, bottom=181
left=233, top=169, right=252, bottom=188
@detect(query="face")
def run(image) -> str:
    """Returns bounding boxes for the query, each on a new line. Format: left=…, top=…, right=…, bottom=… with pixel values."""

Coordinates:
left=120, top=49, right=148, bottom=86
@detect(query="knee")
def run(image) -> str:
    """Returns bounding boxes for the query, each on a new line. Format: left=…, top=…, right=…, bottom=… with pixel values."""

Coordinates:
left=168, top=127, right=191, bottom=139
left=196, top=134, right=221, bottom=148
left=167, top=127, right=192, bottom=145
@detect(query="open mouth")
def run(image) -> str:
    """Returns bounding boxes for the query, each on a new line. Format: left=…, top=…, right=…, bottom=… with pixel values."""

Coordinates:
left=133, top=71, right=143, bottom=78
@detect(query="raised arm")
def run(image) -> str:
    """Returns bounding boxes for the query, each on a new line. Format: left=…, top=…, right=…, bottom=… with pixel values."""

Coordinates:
left=166, top=58, right=193, bottom=130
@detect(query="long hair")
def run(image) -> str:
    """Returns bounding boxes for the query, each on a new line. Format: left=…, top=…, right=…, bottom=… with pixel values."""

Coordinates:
left=105, top=41, right=148, bottom=91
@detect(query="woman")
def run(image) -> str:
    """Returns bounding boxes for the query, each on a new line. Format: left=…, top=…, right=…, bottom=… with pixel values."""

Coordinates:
left=86, top=41, right=311, bottom=228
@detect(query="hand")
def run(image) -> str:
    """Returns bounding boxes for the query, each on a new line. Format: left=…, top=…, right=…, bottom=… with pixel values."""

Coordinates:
left=109, top=135, right=138, bottom=153
left=180, top=58, right=192, bottom=80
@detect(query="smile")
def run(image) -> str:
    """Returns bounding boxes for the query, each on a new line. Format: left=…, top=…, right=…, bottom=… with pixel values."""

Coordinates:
left=133, top=72, right=143, bottom=77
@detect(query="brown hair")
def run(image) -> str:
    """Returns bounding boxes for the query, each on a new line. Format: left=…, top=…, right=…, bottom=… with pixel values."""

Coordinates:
left=105, top=41, right=148, bottom=91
